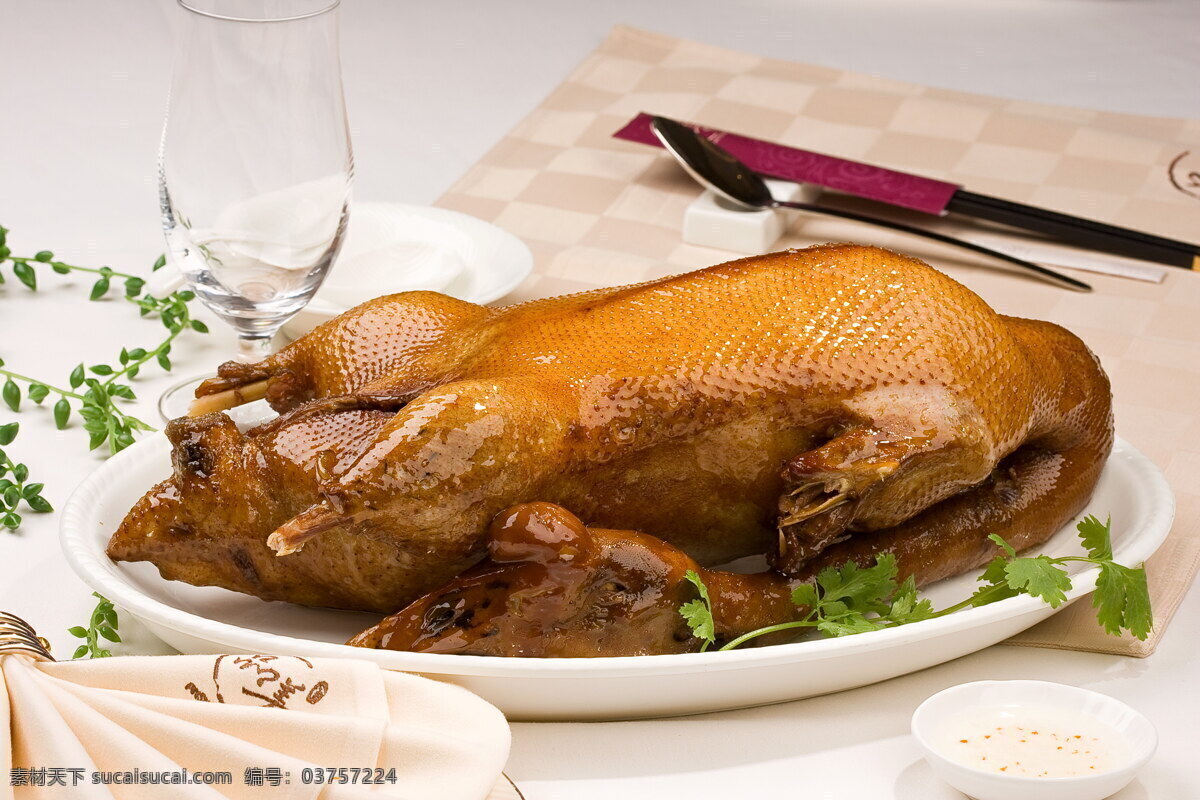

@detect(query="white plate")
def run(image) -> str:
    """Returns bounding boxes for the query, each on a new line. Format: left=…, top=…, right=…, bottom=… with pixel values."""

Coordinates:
left=281, top=203, right=533, bottom=338
left=60, top=422, right=1174, bottom=721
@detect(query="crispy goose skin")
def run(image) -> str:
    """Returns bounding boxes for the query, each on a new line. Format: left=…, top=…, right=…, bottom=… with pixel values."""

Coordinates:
left=351, top=477, right=1094, bottom=657
left=108, top=245, right=1113, bottom=613
left=348, top=502, right=799, bottom=657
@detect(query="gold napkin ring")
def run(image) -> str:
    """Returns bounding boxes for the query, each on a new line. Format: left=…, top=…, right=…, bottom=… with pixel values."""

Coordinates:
left=0, top=611, right=55, bottom=662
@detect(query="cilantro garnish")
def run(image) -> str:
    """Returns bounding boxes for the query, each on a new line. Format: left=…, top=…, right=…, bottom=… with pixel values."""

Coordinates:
left=680, top=515, right=1152, bottom=651
left=679, top=569, right=716, bottom=651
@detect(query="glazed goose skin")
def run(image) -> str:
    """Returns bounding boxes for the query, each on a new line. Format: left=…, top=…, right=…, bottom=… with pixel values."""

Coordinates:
left=108, top=245, right=1113, bottom=614
left=351, top=489, right=1088, bottom=658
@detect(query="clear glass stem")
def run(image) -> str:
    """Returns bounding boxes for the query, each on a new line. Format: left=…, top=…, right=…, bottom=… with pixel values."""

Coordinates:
left=237, top=334, right=275, bottom=363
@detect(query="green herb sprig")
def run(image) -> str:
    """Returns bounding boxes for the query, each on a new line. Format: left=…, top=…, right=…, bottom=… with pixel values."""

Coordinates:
left=679, top=570, right=716, bottom=652
left=0, top=422, right=51, bottom=530
left=68, top=593, right=121, bottom=659
left=682, top=515, right=1151, bottom=651
left=0, top=225, right=208, bottom=456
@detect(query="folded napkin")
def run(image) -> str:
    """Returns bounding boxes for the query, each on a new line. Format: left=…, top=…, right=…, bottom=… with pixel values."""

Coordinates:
left=436, top=25, right=1200, bottom=657
left=1, top=652, right=510, bottom=799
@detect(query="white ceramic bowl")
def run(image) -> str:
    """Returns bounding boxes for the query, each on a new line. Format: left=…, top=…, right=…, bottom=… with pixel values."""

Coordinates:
left=912, top=680, right=1156, bottom=800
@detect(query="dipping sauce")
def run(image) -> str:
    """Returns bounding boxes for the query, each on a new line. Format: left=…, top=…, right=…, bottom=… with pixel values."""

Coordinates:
left=937, top=705, right=1130, bottom=778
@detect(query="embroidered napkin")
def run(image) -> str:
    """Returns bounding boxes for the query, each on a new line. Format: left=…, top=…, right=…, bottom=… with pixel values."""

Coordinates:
left=0, top=652, right=510, bottom=799
left=435, top=26, right=1200, bottom=656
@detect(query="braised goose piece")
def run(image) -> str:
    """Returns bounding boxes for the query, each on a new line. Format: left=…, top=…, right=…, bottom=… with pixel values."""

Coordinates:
left=108, top=244, right=1113, bottom=616
left=350, top=488, right=1092, bottom=657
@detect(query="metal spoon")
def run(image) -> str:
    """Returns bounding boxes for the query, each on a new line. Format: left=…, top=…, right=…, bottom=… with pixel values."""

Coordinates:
left=649, top=116, right=1091, bottom=292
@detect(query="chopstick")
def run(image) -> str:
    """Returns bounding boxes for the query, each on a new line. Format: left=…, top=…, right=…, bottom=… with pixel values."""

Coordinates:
left=615, top=113, right=1200, bottom=273
left=946, top=191, right=1200, bottom=271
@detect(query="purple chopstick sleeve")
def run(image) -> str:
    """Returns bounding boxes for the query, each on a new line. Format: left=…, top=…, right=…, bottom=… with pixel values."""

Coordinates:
left=614, top=112, right=961, bottom=216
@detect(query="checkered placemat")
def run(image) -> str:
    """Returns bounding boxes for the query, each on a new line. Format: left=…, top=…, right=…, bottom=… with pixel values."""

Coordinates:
left=436, top=26, right=1200, bottom=656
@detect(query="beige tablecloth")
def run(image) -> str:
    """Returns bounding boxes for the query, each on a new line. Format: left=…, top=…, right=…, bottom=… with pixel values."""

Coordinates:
left=436, top=26, right=1200, bottom=656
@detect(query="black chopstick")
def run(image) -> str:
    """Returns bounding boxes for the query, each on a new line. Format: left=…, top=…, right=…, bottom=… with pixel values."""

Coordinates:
left=946, top=190, right=1200, bottom=271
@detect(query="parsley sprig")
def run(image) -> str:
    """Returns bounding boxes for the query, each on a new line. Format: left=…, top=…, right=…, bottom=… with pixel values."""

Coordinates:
left=0, top=225, right=208, bottom=456
left=679, top=570, right=716, bottom=651
left=0, top=422, right=51, bottom=530
left=67, top=593, right=121, bottom=659
left=682, top=516, right=1151, bottom=651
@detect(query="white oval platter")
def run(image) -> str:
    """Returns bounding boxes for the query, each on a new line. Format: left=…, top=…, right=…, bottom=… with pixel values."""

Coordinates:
left=60, top=425, right=1173, bottom=721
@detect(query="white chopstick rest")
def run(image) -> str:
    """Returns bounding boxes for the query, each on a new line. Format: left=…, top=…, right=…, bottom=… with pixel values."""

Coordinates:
left=683, top=179, right=816, bottom=254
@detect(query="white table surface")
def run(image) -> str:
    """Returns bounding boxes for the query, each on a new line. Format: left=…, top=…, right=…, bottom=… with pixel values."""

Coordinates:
left=2, top=1, right=1198, bottom=797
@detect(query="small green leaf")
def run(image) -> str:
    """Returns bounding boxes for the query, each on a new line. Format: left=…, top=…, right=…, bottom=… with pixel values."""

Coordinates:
left=67, top=625, right=87, bottom=638
left=26, top=495, right=52, bottom=513
left=33, top=250, right=53, bottom=262
left=2, top=379, right=19, bottom=411
left=13, top=262, right=36, bottom=290
left=157, top=353, right=171, bottom=371
left=69, top=363, right=85, bottom=389
left=814, top=554, right=898, bottom=615
left=887, top=576, right=935, bottom=624
left=87, top=428, right=109, bottom=451
left=27, top=383, right=49, bottom=403
left=790, top=582, right=819, bottom=611
left=1094, top=562, right=1152, bottom=640
left=53, top=398, right=71, bottom=429
left=679, top=569, right=716, bottom=648
left=153, top=253, right=167, bottom=271
left=817, top=615, right=881, bottom=637
left=987, top=533, right=1017, bottom=558
left=98, top=626, right=122, bottom=643
left=12, top=464, right=27, bottom=483
left=979, top=554, right=1010, bottom=588
left=1077, top=515, right=1113, bottom=562
left=89, top=364, right=114, bottom=376
left=0, top=422, right=17, bottom=445
left=190, top=320, right=209, bottom=333
left=51, top=262, right=71, bottom=274
left=2, top=513, right=20, bottom=529
left=89, top=277, right=110, bottom=300
left=124, top=277, right=145, bottom=297
left=1003, top=556, right=1073, bottom=608
left=72, top=645, right=89, bottom=659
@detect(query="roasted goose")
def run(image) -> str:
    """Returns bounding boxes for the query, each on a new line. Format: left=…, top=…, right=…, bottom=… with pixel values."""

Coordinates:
left=350, top=491, right=1084, bottom=657
left=108, top=244, right=1113, bottom=621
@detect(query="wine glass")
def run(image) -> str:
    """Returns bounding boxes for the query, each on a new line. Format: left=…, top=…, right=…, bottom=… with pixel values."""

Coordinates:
left=157, top=0, right=352, bottom=419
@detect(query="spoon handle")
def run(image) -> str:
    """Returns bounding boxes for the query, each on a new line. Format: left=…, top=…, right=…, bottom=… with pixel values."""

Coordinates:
left=773, top=200, right=1092, bottom=292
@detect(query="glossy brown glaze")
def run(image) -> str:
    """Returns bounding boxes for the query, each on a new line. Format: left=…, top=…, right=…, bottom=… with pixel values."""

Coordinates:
left=353, top=461, right=1104, bottom=658
left=347, top=503, right=796, bottom=657
left=109, top=244, right=1113, bottom=614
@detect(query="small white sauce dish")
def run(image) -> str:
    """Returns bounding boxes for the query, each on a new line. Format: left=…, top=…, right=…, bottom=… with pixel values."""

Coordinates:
left=911, top=680, right=1156, bottom=800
